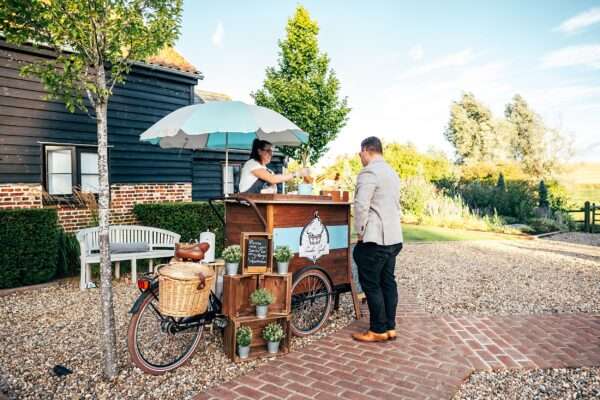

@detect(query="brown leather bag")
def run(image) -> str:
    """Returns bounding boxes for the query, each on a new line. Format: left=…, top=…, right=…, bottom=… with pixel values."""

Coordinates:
left=175, top=242, right=210, bottom=262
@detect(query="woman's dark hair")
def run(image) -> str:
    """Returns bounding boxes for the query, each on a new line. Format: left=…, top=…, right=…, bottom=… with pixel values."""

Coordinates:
left=250, top=139, right=272, bottom=162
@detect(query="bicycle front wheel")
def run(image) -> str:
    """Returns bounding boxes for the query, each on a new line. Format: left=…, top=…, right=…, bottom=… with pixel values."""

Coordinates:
left=127, top=289, right=204, bottom=375
left=290, top=268, right=333, bottom=337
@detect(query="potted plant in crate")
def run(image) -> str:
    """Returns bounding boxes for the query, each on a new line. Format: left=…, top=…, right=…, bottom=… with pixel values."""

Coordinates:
left=222, top=245, right=241, bottom=275
left=250, top=288, right=274, bottom=319
left=236, top=326, right=252, bottom=360
left=273, top=245, right=293, bottom=274
left=262, top=322, right=285, bottom=354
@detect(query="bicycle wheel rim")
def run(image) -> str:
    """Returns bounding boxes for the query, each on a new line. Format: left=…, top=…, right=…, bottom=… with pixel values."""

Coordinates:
left=128, top=291, right=204, bottom=374
left=291, top=269, right=333, bottom=336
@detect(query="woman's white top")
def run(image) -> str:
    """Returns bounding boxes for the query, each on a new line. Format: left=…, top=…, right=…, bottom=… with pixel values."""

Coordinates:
left=239, top=158, right=267, bottom=192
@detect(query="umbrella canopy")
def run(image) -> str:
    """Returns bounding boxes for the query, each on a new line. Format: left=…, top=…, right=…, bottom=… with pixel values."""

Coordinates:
left=139, top=101, right=308, bottom=150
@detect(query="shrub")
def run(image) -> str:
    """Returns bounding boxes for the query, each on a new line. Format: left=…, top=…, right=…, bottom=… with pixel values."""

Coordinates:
left=0, top=208, right=59, bottom=288
left=236, top=326, right=252, bottom=347
left=273, top=246, right=293, bottom=262
left=134, top=201, right=224, bottom=256
left=262, top=322, right=284, bottom=342
left=400, top=176, right=436, bottom=218
left=56, top=230, right=80, bottom=278
left=527, top=217, right=566, bottom=234
left=250, top=288, right=274, bottom=306
left=222, top=245, right=241, bottom=263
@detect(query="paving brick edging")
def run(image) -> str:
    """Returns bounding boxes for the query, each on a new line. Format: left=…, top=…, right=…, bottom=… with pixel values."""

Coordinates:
left=195, top=289, right=600, bottom=400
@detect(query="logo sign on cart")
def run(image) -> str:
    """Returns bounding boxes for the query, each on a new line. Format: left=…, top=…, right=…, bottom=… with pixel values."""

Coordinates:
left=299, top=211, right=330, bottom=263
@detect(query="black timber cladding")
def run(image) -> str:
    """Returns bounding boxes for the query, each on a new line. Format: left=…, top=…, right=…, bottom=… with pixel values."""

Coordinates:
left=0, top=40, right=197, bottom=185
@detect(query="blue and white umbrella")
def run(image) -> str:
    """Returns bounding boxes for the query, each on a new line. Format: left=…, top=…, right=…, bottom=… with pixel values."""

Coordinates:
left=139, top=101, right=308, bottom=150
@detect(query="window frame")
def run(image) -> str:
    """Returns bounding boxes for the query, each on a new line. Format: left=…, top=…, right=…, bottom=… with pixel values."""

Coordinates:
left=42, top=144, right=104, bottom=204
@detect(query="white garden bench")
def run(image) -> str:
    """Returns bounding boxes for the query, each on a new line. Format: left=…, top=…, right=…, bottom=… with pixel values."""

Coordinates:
left=76, top=225, right=180, bottom=290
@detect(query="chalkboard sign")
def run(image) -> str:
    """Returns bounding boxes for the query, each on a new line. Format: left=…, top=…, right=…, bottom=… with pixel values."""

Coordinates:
left=247, top=238, right=268, bottom=266
left=241, top=232, right=272, bottom=274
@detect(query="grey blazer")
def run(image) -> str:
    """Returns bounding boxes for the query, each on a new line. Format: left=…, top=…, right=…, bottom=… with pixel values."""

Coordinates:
left=354, top=158, right=403, bottom=245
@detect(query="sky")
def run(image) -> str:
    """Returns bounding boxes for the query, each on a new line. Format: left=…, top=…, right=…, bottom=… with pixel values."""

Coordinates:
left=175, top=0, right=600, bottom=165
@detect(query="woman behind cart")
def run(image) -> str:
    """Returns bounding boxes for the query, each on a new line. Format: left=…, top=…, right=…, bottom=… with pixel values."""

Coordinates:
left=238, top=139, right=309, bottom=194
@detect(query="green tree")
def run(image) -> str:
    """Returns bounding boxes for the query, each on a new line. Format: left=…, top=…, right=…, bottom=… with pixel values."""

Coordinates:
left=0, top=0, right=183, bottom=378
left=538, top=180, right=549, bottom=209
left=505, top=94, right=548, bottom=176
left=444, top=93, right=498, bottom=164
left=496, top=173, right=506, bottom=191
left=252, top=5, right=350, bottom=165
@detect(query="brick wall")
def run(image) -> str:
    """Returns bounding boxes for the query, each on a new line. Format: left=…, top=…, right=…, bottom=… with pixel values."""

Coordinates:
left=0, top=184, right=43, bottom=209
left=0, top=182, right=192, bottom=232
left=109, top=183, right=192, bottom=227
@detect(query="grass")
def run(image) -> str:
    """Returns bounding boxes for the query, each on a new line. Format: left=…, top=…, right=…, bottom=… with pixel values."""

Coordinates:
left=402, top=224, right=523, bottom=242
left=556, top=162, right=600, bottom=206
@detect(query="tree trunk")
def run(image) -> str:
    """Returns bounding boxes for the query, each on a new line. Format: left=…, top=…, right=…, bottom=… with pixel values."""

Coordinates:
left=95, top=66, right=118, bottom=379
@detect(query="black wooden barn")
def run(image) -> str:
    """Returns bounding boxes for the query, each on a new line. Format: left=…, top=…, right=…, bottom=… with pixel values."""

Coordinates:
left=0, top=39, right=283, bottom=205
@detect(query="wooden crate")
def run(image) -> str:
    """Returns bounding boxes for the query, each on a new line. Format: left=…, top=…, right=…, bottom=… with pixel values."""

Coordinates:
left=222, top=274, right=259, bottom=318
left=223, top=314, right=291, bottom=363
left=259, top=273, right=292, bottom=315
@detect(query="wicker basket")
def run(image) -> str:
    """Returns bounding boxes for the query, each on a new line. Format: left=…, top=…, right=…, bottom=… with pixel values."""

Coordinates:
left=158, top=262, right=214, bottom=317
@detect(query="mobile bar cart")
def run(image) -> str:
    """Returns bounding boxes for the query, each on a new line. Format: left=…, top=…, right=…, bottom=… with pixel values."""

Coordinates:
left=210, top=193, right=362, bottom=337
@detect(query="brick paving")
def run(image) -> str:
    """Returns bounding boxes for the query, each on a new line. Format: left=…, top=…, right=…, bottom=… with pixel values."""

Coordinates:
left=195, top=289, right=600, bottom=399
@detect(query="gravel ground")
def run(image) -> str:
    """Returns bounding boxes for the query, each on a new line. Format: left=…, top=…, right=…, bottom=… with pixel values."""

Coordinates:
left=2, top=237, right=599, bottom=399
left=397, top=238, right=600, bottom=315
left=0, top=280, right=355, bottom=400
left=544, top=232, right=600, bottom=247
left=454, top=368, right=600, bottom=400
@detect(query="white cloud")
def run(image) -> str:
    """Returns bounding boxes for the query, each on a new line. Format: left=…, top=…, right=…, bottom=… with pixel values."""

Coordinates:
left=397, top=48, right=474, bottom=79
left=542, top=44, right=600, bottom=69
left=408, top=45, right=424, bottom=62
left=211, top=21, right=224, bottom=48
left=555, top=7, right=600, bottom=34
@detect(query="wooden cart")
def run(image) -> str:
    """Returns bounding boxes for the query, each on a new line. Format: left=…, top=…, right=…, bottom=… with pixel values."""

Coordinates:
left=210, top=193, right=361, bottom=337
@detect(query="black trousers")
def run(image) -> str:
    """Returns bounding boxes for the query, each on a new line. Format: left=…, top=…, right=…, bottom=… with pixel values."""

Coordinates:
left=353, top=241, right=403, bottom=334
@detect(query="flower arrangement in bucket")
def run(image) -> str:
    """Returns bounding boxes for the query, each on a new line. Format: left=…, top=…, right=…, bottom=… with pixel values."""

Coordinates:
left=249, top=288, right=274, bottom=319
left=236, top=326, right=252, bottom=359
left=222, top=245, right=241, bottom=275
left=262, top=322, right=285, bottom=354
left=273, top=245, right=293, bottom=274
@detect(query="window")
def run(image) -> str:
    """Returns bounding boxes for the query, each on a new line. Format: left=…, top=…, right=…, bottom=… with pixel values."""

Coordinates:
left=222, top=163, right=240, bottom=195
left=80, top=152, right=100, bottom=193
left=44, top=145, right=101, bottom=197
left=47, top=148, right=73, bottom=195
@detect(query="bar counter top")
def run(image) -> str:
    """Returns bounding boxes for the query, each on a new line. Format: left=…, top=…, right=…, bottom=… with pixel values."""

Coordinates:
left=228, top=193, right=351, bottom=205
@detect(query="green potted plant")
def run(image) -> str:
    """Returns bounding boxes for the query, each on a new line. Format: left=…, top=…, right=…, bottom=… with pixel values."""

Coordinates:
left=222, top=245, right=241, bottom=275
left=262, top=322, right=285, bottom=354
left=273, top=245, right=293, bottom=274
left=236, top=326, right=252, bottom=359
left=249, top=288, right=274, bottom=319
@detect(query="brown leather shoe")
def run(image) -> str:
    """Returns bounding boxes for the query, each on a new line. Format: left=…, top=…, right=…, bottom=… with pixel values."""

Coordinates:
left=352, top=330, right=389, bottom=342
left=386, top=330, right=397, bottom=340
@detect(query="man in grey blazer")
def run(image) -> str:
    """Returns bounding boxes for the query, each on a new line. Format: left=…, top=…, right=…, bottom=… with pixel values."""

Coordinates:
left=352, top=136, right=403, bottom=342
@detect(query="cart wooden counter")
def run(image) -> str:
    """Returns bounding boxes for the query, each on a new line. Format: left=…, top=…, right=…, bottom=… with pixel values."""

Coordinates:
left=222, top=193, right=361, bottom=336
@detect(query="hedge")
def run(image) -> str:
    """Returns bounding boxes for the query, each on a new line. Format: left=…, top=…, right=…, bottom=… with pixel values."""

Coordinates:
left=0, top=208, right=60, bottom=289
left=133, top=202, right=225, bottom=256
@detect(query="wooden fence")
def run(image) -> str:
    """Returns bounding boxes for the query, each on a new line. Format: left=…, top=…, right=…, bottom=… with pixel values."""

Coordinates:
left=567, top=201, right=598, bottom=233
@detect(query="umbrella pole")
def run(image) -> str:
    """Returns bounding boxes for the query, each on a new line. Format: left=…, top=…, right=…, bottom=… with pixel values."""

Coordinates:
left=225, top=132, right=229, bottom=198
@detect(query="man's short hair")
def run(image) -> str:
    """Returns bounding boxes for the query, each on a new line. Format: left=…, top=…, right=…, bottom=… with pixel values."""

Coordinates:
left=361, top=136, right=383, bottom=153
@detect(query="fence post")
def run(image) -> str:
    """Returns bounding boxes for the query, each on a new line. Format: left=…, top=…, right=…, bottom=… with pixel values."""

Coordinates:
left=584, top=201, right=591, bottom=233
left=593, top=203, right=597, bottom=233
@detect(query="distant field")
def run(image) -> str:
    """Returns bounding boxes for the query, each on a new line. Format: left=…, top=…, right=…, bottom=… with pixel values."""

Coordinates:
left=556, top=162, right=600, bottom=206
